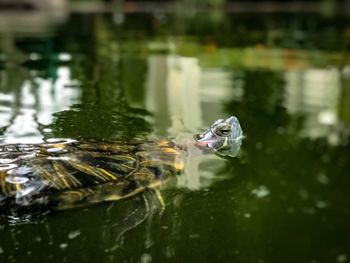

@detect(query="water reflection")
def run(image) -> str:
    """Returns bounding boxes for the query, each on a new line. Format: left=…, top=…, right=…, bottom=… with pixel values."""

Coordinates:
left=285, top=67, right=350, bottom=143
left=145, top=55, right=202, bottom=135
left=0, top=9, right=350, bottom=263
left=0, top=0, right=67, bottom=35
left=0, top=65, right=80, bottom=143
left=0, top=192, right=163, bottom=262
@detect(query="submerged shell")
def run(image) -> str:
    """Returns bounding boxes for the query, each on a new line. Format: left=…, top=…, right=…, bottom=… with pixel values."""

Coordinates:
left=0, top=140, right=182, bottom=209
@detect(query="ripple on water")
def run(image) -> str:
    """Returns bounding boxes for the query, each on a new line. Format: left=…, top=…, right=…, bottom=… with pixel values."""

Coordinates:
left=0, top=163, right=17, bottom=169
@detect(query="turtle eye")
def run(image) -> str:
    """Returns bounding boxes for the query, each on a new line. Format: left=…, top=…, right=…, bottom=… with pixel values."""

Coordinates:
left=214, top=125, right=231, bottom=136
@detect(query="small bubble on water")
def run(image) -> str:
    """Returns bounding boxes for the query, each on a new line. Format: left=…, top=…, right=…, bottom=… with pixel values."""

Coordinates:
left=0, top=246, right=3, bottom=254
left=276, top=126, right=285, bottom=134
left=337, top=254, right=348, bottom=263
left=302, top=207, right=316, bottom=215
left=244, top=213, right=251, bottom=218
left=299, top=189, right=309, bottom=199
left=140, top=253, right=152, bottom=263
left=68, top=230, right=81, bottom=240
left=317, top=173, right=329, bottom=185
left=59, top=243, right=68, bottom=250
left=315, top=200, right=328, bottom=209
left=252, top=185, right=270, bottom=198
left=287, top=207, right=295, bottom=213
left=255, top=142, right=263, bottom=150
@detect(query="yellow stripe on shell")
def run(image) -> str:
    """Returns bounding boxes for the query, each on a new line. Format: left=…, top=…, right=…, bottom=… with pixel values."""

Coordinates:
left=96, top=167, right=118, bottom=180
left=35, top=165, right=63, bottom=190
left=52, top=161, right=82, bottom=188
left=68, top=160, right=110, bottom=182
left=51, top=162, right=72, bottom=188
left=0, top=171, right=8, bottom=195
left=161, top=147, right=179, bottom=154
left=15, top=183, right=21, bottom=192
left=158, top=140, right=171, bottom=147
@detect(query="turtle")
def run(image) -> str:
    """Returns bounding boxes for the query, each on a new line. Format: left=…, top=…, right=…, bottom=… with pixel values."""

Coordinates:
left=0, top=116, right=243, bottom=210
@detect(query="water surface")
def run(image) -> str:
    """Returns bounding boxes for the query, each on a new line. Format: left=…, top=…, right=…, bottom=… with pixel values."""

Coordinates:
left=0, top=10, right=350, bottom=263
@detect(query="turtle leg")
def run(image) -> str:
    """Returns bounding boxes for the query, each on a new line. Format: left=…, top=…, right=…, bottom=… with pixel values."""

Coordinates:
left=152, top=188, right=165, bottom=214
left=140, top=188, right=165, bottom=215
left=49, top=180, right=145, bottom=210
left=47, top=189, right=95, bottom=210
left=106, top=194, right=151, bottom=251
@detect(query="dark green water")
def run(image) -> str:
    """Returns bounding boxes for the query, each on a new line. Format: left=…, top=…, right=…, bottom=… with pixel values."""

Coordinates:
left=1, top=11, right=350, bottom=263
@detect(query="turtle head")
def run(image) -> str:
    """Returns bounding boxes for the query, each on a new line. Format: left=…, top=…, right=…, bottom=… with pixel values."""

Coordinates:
left=194, top=116, right=243, bottom=157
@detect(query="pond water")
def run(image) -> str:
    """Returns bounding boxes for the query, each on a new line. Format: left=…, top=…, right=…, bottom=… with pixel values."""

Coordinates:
left=0, top=9, right=350, bottom=263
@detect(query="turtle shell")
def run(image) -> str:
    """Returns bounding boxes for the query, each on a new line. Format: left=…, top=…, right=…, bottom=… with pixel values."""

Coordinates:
left=0, top=139, right=183, bottom=209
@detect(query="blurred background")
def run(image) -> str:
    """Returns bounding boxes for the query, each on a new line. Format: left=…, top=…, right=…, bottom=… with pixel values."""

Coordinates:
left=0, top=0, right=350, bottom=262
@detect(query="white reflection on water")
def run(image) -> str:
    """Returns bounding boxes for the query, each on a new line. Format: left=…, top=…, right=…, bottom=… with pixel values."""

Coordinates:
left=145, top=55, right=237, bottom=136
left=145, top=55, right=202, bottom=135
left=284, top=68, right=350, bottom=144
left=0, top=66, right=81, bottom=144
